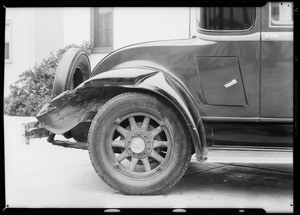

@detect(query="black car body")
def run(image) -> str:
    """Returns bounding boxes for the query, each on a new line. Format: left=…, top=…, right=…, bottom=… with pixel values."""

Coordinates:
left=26, top=2, right=293, bottom=194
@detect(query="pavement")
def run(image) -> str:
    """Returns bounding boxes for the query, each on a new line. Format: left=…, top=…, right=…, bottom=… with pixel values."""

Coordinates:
left=4, top=115, right=293, bottom=212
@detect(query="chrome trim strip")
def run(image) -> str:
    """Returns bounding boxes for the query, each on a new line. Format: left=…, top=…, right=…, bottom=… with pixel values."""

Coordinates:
left=261, top=32, right=293, bottom=41
left=202, top=117, right=259, bottom=122
left=260, top=118, right=293, bottom=123
left=196, top=32, right=260, bottom=41
left=202, top=116, right=293, bottom=123
left=208, top=146, right=293, bottom=152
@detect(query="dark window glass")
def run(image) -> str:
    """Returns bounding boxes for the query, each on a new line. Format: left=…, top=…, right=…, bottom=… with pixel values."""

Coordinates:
left=198, top=7, right=256, bottom=31
left=94, top=8, right=112, bottom=48
left=5, top=43, right=9, bottom=59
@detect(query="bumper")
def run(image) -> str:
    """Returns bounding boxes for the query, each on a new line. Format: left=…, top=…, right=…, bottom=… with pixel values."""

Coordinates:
left=24, top=121, right=50, bottom=144
left=24, top=121, right=87, bottom=149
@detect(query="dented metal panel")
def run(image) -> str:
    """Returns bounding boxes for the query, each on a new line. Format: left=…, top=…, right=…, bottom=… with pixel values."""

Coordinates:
left=35, top=67, right=205, bottom=160
left=36, top=82, right=105, bottom=134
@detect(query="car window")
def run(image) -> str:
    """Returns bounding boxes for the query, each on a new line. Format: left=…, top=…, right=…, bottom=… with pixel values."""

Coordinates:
left=270, top=2, right=293, bottom=27
left=198, top=7, right=256, bottom=31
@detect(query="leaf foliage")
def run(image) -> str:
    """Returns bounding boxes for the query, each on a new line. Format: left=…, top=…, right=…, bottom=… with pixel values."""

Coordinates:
left=4, top=41, right=92, bottom=116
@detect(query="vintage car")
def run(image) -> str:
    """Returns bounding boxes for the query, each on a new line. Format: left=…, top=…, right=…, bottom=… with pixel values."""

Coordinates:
left=25, top=2, right=293, bottom=195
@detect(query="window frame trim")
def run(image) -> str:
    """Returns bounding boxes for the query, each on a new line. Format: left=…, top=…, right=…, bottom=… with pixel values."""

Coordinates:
left=91, top=7, right=114, bottom=54
left=196, top=7, right=257, bottom=33
left=5, top=20, right=12, bottom=64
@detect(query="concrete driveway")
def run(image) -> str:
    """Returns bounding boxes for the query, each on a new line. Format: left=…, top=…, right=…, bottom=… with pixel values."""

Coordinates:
left=4, top=115, right=293, bottom=212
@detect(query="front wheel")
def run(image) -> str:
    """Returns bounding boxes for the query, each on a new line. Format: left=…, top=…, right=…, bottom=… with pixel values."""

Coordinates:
left=88, top=92, right=192, bottom=195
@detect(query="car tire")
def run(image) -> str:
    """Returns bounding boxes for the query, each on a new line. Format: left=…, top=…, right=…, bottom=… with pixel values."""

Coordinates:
left=88, top=92, right=192, bottom=195
left=52, top=48, right=91, bottom=97
left=52, top=48, right=91, bottom=140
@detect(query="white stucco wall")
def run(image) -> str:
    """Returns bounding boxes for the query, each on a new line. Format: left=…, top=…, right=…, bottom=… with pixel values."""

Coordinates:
left=61, top=7, right=191, bottom=70
left=190, top=7, right=198, bottom=37
left=34, top=8, right=64, bottom=64
left=113, top=7, right=190, bottom=48
left=89, top=7, right=190, bottom=69
left=5, top=7, right=192, bottom=96
left=4, top=8, right=64, bottom=96
left=4, top=8, right=35, bottom=96
left=62, top=8, right=91, bottom=46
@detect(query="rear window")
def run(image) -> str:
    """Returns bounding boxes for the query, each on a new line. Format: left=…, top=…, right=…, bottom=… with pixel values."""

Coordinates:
left=198, top=7, right=256, bottom=31
left=270, top=2, right=293, bottom=26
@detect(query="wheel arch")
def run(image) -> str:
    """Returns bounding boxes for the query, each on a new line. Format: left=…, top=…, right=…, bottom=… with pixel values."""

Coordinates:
left=95, top=67, right=207, bottom=161
left=37, top=66, right=207, bottom=161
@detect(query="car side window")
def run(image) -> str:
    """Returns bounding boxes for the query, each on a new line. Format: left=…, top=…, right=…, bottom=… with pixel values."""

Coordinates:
left=198, top=7, right=256, bottom=31
left=270, top=2, right=293, bottom=27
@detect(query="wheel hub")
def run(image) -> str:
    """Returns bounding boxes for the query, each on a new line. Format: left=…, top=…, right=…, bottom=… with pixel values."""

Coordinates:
left=111, top=114, right=171, bottom=173
left=129, top=137, right=146, bottom=153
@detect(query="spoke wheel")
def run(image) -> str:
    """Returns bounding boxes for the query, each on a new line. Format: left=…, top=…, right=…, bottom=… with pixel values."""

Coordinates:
left=88, top=92, right=192, bottom=195
left=108, top=113, right=172, bottom=176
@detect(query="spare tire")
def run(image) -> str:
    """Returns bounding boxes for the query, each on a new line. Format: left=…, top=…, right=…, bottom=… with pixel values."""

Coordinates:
left=52, top=48, right=91, bottom=140
left=52, top=48, right=91, bottom=98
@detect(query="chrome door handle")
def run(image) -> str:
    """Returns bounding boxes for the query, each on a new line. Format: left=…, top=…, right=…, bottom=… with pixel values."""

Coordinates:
left=264, top=34, right=279, bottom=39
left=224, top=79, right=237, bottom=88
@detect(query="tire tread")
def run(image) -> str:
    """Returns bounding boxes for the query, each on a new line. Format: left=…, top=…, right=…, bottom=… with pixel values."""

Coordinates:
left=88, top=92, right=192, bottom=195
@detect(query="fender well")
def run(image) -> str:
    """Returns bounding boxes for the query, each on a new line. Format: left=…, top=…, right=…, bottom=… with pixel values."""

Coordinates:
left=37, top=66, right=206, bottom=161
left=95, top=67, right=206, bottom=161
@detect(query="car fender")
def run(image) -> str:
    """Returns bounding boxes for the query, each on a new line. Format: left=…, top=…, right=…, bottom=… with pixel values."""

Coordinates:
left=37, top=66, right=206, bottom=161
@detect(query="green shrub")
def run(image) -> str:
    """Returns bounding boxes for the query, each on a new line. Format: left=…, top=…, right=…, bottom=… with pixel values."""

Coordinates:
left=4, top=41, right=92, bottom=116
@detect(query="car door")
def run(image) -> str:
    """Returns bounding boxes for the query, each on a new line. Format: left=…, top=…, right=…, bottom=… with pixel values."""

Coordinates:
left=196, top=4, right=293, bottom=148
left=260, top=2, right=293, bottom=120
left=195, top=6, right=261, bottom=120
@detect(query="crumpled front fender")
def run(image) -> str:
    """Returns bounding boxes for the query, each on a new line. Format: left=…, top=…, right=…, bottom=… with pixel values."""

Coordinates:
left=36, top=68, right=157, bottom=134
left=37, top=67, right=205, bottom=160
left=36, top=83, right=104, bottom=134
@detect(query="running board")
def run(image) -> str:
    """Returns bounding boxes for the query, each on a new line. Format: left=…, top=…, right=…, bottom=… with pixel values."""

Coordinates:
left=204, top=147, right=293, bottom=163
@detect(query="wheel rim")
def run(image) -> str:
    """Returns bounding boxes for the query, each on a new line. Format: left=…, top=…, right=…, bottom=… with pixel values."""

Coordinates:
left=106, top=112, right=173, bottom=178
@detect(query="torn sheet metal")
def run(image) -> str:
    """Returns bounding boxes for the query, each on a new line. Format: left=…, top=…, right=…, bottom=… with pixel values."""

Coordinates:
left=36, top=83, right=104, bottom=134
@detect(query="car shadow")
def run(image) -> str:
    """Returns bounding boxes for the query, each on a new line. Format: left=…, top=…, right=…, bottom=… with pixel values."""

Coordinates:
left=165, top=161, right=293, bottom=196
